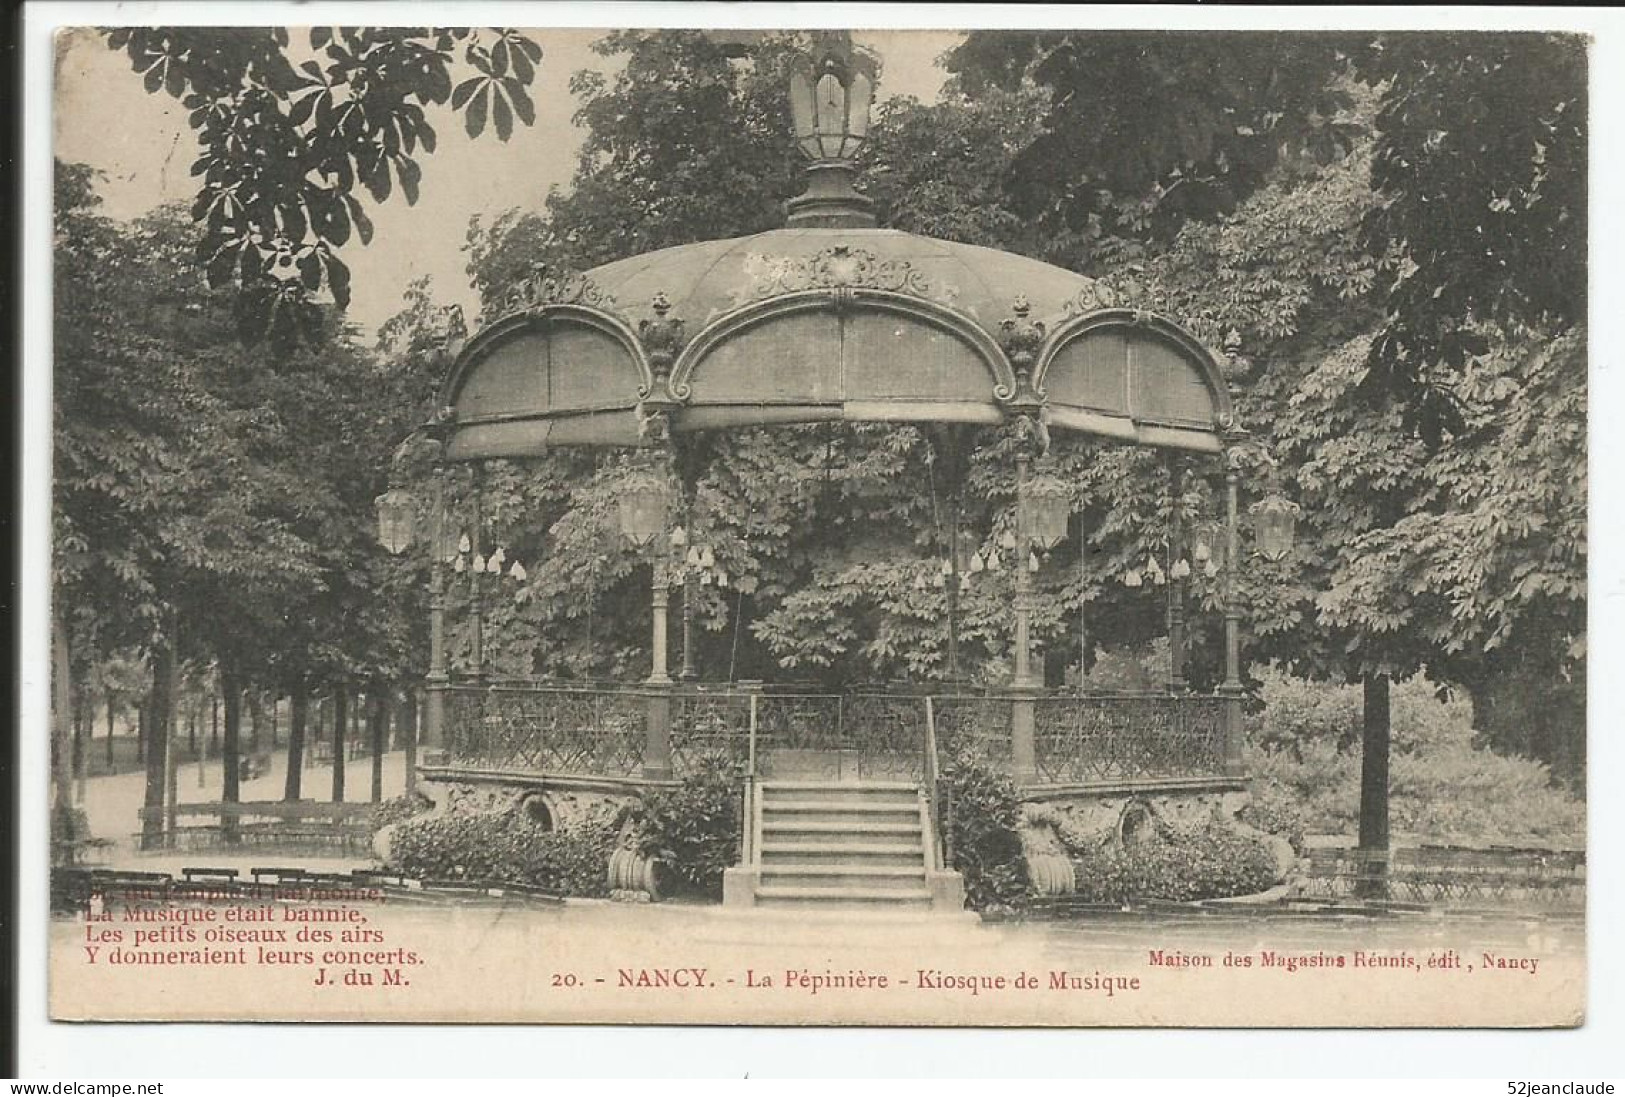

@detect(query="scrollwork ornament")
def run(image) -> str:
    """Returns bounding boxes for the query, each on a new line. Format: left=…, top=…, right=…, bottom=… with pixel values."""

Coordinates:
left=741, top=245, right=946, bottom=303
left=1060, top=280, right=1121, bottom=318
left=497, top=262, right=619, bottom=322
left=636, top=405, right=673, bottom=446
left=1011, top=411, right=1051, bottom=460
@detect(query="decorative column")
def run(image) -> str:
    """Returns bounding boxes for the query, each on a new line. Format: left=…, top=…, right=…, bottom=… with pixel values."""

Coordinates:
left=1012, top=447, right=1038, bottom=690
left=1220, top=446, right=1245, bottom=775
left=997, top=294, right=1049, bottom=786
left=1168, top=458, right=1188, bottom=691
left=423, top=461, right=448, bottom=760
left=634, top=294, right=689, bottom=778
left=679, top=573, right=698, bottom=681
left=648, top=564, right=673, bottom=687
left=467, top=461, right=485, bottom=681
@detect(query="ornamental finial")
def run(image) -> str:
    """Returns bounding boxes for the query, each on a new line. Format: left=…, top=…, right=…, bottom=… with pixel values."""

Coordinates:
left=998, top=295, right=1047, bottom=399
left=639, top=291, right=687, bottom=391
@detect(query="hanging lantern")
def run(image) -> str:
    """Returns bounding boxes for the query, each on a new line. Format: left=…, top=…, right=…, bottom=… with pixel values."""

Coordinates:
left=968, top=551, right=985, bottom=574
left=453, top=555, right=467, bottom=574
left=457, top=532, right=471, bottom=554
left=698, top=546, right=715, bottom=570
left=618, top=473, right=668, bottom=548
left=669, top=525, right=688, bottom=548
left=1193, top=541, right=1211, bottom=564
left=1019, top=471, right=1071, bottom=551
left=1028, top=551, right=1040, bottom=573
left=1203, top=559, right=1220, bottom=579
left=914, top=573, right=927, bottom=591
left=1251, top=469, right=1301, bottom=562
left=716, top=570, right=729, bottom=588
left=685, top=546, right=703, bottom=567
left=509, top=560, right=527, bottom=582
left=373, top=488, right=415, bottom=555
left=1123, top=569, right=1143, bottom=589
left=999, top=530, right=1017, bottom=551
left=1170, top=558, right=1191, bottom=580
left=489, top=546, right=506, bottom=570
left=986, top=551, right=1002, bottom=573
left=471, top=553, right=487, bottom=574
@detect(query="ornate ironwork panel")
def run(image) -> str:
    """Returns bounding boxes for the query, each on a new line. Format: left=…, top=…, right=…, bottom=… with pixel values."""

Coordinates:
left=931, top=694, right=1013, bottom=766
left=1032, top=693, right=1225, bottom=782
left=443, top=684, right=646, bottom=777
left=670, top=691, right=752, bottom=776
left=844, top=693, right=927, bottom=781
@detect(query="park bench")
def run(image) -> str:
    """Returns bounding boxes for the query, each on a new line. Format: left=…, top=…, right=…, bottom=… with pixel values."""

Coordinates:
left=181, top=866, right=240, bottom=883
left=1300, top=843, right=1584, bottom=905
left=51, top=807, right=116, bottom=867
left=138, top=800, right=376, bottom=855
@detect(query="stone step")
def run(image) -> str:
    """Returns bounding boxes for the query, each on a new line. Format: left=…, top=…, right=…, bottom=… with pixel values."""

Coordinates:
left=759, top=843, right=926, bottom=867
left=759, top=821, right=923, bottom=843
left=755, top=885, right=934, bottom=907
left=758, top=783, right=921, bottom=805
left=760, top=799, right=923, bottom=813
left=760, top=780, right=918, bottom=790
left=761, top=866, right=927, bottom=890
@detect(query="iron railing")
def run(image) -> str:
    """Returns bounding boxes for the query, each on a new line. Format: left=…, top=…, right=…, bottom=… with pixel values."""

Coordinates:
left=440, top=680, right=1229, bottom=785
left=1033, top=692, right=1226, bottom=782
left=444, top=684, right=648, bottom=776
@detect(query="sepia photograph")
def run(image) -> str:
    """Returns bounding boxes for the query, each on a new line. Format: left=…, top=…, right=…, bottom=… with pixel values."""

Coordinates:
left=36, top=12, right=1592, bottom=1033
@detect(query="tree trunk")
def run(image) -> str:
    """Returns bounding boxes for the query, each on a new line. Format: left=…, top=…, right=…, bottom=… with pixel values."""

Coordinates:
left=141, top=635, right=173, bottom=851
left=1357, top=673, right=1392, bottom=898
left=210, top=693, right=219, bottom=759
left=221, top=669, right=242, bottom=844
left=71, top=683, right=86, bottom=804
left=331, top=686, right=348, bottom=802
left=369, top=690, right=387, bottom=803
left=51, top=611, right=75, bottom=838
left=105, top=690, right=116, bottom=770
left=163, top=625, right=179, bottom=837
left=284, top=685, right=308, bottom=802
left=136, top=698, right=147, bottom=765
left=246, top=689, right=263, bottom=751
left=401, top=689, right=419, bottom=795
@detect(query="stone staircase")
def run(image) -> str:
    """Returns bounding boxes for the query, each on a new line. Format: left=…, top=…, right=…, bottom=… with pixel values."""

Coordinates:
left=724, top=781, right=964, bottom=912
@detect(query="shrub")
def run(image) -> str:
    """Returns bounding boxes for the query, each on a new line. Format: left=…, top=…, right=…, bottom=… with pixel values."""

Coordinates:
left=1247, top=719, right=1586, bottom=848
left=370, top=791, right=433, bottom=838
left=638, top=756, right=741, bottom=899
left=1238, top=776, right=1310, bottom=855
left=940, top=753, right=1031, bottom=912
left=385, top=807, right=617, bottom=898
left=1254, top=666, right=1475, bottom=755
left=1066, top=821, right=1279, bottom=904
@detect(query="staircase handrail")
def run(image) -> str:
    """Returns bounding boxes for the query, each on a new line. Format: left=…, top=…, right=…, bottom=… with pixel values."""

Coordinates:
left=924, top=696, right=948, bottom=873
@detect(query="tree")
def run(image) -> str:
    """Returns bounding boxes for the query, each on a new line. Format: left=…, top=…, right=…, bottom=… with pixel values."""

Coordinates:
left=943, top=32, right=1361, bottom=270
left=101, top=27, right=542, bottom=345
left=1353, top=32, right=1586, bottom=442
left=54, top=161, right=436, bottom=831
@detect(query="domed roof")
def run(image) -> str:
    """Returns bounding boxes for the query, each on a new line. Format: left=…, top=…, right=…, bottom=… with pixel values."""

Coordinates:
left=443, top=222, right=1230, bottom=460
left=578, top=226, right=1121, bottom=331
left=439, top=32, right=1234, bottom=462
